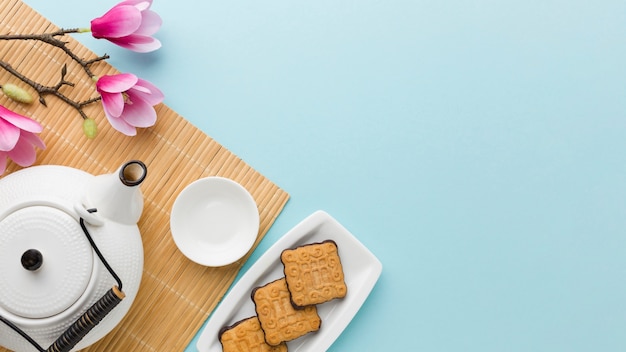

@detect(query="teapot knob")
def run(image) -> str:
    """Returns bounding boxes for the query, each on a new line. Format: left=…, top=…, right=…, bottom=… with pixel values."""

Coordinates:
left=21, top=249, right=43, bottom=271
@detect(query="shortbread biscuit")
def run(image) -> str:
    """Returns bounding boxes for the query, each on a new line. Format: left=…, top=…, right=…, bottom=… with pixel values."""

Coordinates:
left=252, top=278, right=321, bottom=346
left=218, top=316, right=287, bottom=352
left=281, top=240, right=347, bottom=307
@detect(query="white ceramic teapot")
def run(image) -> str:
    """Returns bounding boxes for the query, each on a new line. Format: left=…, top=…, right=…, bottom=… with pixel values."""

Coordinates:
left=0, top=161, right=147, bottom=352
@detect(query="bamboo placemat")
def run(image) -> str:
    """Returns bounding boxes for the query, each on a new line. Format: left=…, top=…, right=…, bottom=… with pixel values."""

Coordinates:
left=0, top=1, right=289, bottom=351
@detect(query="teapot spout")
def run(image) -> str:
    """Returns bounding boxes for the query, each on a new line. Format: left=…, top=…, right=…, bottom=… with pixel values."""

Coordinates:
left=119, top=160, right=147, bottom=187
left=81, top=160, right=147, bottom=225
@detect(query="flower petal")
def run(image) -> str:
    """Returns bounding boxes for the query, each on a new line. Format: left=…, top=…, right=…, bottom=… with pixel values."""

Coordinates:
left=0, top=105, right=42, bottom=133
left=104, top=112, right=137, bottom=136
left=130, top=79, right=164, bottom=105
left=20, top=131, right=46, bottom=150
left=135, top=10, right=162, bottom=36
left=100, top=92, right=125, bottom=118
left=133, top=1, right=152, bottom=11
left=96, top=73, right=138, bottom=93
left=119, top=0, right=153, bottom=7
left=107, top=35, right=161, bottom=53
left=0, top=118, right=20, bottom=151
left=91, top=5, right=142, bottom=38
left=0, top=152, right=6, bottom=175
left=7, top=136, right=37, bottom=167
left=120, top=94, right=157, bottom=128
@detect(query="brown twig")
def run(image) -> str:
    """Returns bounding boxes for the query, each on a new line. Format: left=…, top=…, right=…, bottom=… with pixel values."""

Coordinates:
left=0, top=28, right=106, bottom=119
left=0, top=28, right=109, bottom=77
left=0, top=60, right=100, bottom=119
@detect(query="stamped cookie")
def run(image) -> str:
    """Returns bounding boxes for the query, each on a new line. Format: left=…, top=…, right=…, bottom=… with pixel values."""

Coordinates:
left=218, top=316, right=287, bottom=352
left=281, top=240, right=347, bottom=307
left=252, top=278, right=321, bottom=346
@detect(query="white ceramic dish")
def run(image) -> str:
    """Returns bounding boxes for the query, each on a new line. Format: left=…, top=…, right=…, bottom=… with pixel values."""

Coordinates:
left=170, top=177, right=259, bottom=267
left=196, top=210, right=382, bottom=351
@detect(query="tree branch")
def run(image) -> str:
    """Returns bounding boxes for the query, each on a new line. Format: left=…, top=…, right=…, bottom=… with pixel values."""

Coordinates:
left=0, top=28, right=109, bottom=78
left=0, top=59, right=101, bottom=119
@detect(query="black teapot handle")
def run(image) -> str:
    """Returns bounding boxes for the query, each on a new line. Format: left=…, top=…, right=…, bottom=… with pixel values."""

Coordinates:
left=47, top=286, right=124, bottom=352
left=45, top=213, right=127, bottom=352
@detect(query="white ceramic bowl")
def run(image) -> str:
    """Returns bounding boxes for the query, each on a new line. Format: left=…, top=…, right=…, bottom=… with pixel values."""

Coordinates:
left=170, top=177, right=259, bottom=266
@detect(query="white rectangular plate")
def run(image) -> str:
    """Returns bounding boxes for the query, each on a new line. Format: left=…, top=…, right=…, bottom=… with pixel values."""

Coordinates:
left=196, top=210, right=383, bottom=351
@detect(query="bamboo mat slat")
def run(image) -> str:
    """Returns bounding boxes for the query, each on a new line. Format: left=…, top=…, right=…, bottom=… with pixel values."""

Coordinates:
left=0, top=1, right=289, bottom=351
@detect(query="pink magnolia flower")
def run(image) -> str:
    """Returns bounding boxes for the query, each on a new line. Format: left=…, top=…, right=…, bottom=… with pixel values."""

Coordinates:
left=96, top=73, right=164, bottom=136
left=90, top=0, right=162, bottom=53
left=0, top=106, right=46, bottom=174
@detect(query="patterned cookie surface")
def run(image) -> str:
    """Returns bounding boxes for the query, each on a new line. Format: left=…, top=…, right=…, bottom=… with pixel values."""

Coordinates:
left=281, top=240, right=347, bottom=307
left=252, top=278, right=321, bottom=346
left=219, top=316, right=287, bottom=352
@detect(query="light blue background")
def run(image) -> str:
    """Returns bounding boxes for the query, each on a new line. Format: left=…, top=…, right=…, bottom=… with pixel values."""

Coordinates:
left=21, top=0, right=626, bottom=350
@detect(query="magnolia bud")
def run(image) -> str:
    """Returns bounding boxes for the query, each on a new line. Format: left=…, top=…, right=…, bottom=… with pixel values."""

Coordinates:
left=1, top=83, right=34, bottom=104
left=83, top=118, right=98, bottom=139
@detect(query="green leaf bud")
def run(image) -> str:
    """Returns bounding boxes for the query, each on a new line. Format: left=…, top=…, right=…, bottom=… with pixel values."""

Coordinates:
left=2, top=83, right=34, bottom=104
left=82, top=118, right=98, bottom=139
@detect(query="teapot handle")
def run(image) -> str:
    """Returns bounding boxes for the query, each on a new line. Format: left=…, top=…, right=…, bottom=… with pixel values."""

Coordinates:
left=46, top=287, right=124, bottom=352
left=48, top=216, right=125, bottom=352
left=74, top=203, right=104, bottom=226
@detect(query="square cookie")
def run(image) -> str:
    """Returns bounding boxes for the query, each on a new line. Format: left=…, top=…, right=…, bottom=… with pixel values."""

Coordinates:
left=252, top=278, right=321, bottom=346
left=281, top=240, right=347, bottom=307
left=218, top=316, right=287, bottom=352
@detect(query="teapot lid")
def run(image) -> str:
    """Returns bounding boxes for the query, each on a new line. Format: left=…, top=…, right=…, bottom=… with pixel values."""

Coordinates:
left=0, top=205, right=94, bottom=319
